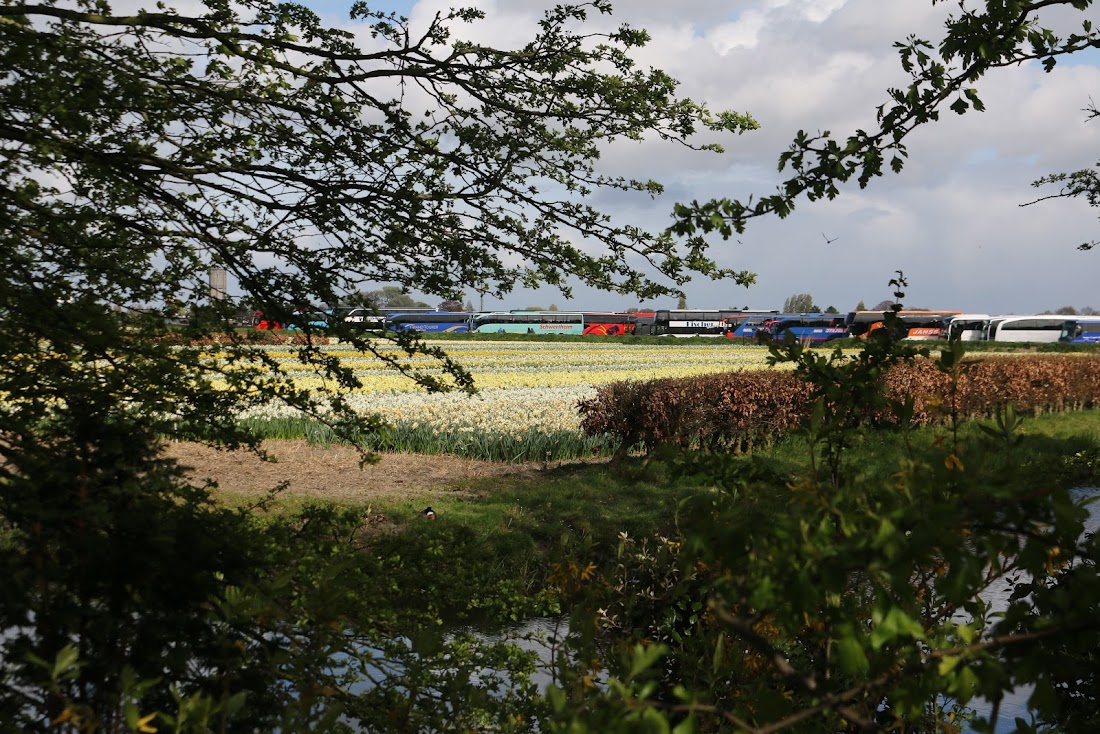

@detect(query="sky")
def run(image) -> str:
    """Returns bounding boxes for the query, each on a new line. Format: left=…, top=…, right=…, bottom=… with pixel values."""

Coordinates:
left=305, top=0, right=1100, bottom=314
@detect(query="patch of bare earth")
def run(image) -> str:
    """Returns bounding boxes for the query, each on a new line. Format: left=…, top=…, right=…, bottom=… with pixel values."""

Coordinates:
left=165, top=439, right=587, bottom=504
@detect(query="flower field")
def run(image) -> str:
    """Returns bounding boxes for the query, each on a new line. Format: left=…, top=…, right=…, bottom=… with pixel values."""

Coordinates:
left=233, top=340, right=778, bottom=460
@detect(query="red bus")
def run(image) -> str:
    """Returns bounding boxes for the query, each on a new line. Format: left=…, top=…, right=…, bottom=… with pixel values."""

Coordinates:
left=581, top=312, right=637, bottom=336
left=251, top=310, right=282, bottom=330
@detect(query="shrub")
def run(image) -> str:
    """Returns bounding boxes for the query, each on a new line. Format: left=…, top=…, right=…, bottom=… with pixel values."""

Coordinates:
left=580, top=355, right=1100, bottom=455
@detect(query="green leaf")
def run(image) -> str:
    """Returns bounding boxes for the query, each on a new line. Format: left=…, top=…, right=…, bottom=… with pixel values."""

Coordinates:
left=871, top=607, right=926, bottom=650
left=834, top=637, right=870, bottom=675
left=672, top=716, right=697, bottom=734
left=949, top=665, right=980, bottom=700
left=52, top=644, right=81, bottom=680
left=628, top=643, right=668, bottom=680
left=546, top=684, right=566, bottom=713
left=937, top=655, right=961, bottom=676
left=1028, top=676, right=1058, bottom=716
left=225, top=691, right=248, bottom=716
left=874, top=517, right=898, bottom=549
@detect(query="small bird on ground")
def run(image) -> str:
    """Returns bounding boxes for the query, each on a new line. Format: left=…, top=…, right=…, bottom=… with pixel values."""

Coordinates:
left=421, top=506, right=436, bottom=520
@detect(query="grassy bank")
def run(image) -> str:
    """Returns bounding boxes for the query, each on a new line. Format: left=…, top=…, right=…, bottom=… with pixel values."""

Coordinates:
left=212, top=408, right=1100, bottom=628
left=237, top=416, right=616, bottom=461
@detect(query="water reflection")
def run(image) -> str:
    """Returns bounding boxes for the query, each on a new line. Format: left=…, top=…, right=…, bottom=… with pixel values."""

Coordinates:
left=468, top=489, right=1100, bottom=732
left=350, top=489, right=1098, bottom=731
left=968, top=487, right=1099, bottom=732
left=459, top=615, right=572, bottom=691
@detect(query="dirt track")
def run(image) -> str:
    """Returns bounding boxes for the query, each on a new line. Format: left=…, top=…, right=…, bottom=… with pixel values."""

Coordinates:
left=165, top=439, right=554, bottom=503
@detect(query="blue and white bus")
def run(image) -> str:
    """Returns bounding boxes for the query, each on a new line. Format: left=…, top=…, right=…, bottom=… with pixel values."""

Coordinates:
left=343, top=306, right=437, bottom=331
left=386, top=312, right=472, bottom=333
left=765, top=314, right=849, bottom=344
left=726, top=314, right=777, bottom=340
left=1059, top=319, right=1100, bottom=344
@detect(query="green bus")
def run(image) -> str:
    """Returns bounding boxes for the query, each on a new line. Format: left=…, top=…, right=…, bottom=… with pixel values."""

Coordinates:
left=470, top=311, right=585, bottom=335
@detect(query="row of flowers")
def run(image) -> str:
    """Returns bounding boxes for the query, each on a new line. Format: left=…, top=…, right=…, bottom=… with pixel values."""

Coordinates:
left=238, top=386, right=597, bottom=435
left=228, top=341, right=780, bottom=445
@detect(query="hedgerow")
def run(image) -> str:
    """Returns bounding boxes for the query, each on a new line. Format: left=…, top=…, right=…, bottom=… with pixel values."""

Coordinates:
left=579, top=354, right=1100, bottom=455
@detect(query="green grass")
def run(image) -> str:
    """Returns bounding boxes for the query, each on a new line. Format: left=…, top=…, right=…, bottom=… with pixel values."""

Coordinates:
left=210, top=408, right=1100, bottom=626
left=443, top=406, right=1097, bottom=530
left=231, top=407, right=1100, bottom=540
left=238, top=416, right=617, bottom=461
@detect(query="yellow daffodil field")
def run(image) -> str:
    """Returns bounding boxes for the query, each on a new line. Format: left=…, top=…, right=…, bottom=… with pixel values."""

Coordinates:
left=236, top=340, right=778, bottom=460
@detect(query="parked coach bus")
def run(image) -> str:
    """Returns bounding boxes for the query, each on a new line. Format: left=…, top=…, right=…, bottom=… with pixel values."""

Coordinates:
left=1059, top=319, right=1100, bottom=344
left=846, top=310, right=961, bottom=340
left=766, top=314, right=849, bottom=344
left=386, top=311, right=472, bottom=333
left=944, top=314, right=992, bottom=341
left=726, top=314, right=777, bottom=340
left=900, top=312, right=961, bottom=340
left=471, top=311, right=585, bottom=335
left=984, top=315, right=1081, bottom=343
left=286, top=309, right=333, bottom=330
left=344, top=306, right=437, bottom=331
left=251, top=311, right=282, bottom=330
left=581, top=312, right=636, bottom=336
left=635, top=309, right=777, bottom=337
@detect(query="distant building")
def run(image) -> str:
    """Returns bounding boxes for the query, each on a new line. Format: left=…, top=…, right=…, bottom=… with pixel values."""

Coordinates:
left=209, top=267, right=227, bottom=301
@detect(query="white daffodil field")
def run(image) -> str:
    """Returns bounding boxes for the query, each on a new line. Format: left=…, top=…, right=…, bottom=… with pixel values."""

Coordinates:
left=234, top=340, right=778, bottom=460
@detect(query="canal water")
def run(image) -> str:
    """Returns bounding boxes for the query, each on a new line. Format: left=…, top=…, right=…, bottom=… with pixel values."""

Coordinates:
left=965, top=487, right=1099, bottom=732
left=463, top=488, right=1100, bottom=732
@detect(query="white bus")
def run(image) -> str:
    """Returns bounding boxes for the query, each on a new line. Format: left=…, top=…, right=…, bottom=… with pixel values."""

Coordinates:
left=983, top=315, right=1074, bottom=343
left=944, top=314, right=991, bottom=341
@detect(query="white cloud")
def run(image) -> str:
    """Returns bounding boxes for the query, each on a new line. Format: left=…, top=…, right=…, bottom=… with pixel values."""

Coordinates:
left=330, top=0, right=1100, bottom=313
left=709, top=12, right=769, bottom=53
left=796, top=0, right=849, bottom=24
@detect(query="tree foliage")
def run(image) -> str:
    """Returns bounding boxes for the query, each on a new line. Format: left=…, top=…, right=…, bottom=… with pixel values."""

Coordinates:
left=361, top=286, right=430, bottom=309
left=1028, top=102, right=1100, bottom=250
left=547, top=276, right=1100, bottom=733
left=4, top=0, right=1099, bottom=730
left=0, top=0, right=756, bottom=442
left=437, top=299, right=466, bottom=312
left=782, top=292, right=816, bottom=314
left=0, top=0, right=754, bottom=728
left=668, top=1, right=1100, bottom=245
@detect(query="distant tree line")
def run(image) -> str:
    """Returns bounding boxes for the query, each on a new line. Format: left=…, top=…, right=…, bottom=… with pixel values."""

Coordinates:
left=1045, top=305, right=1100, bottom=315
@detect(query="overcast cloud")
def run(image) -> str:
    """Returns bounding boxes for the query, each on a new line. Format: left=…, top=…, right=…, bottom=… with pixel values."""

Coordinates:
left=317, top=0, right=1100, bottom=314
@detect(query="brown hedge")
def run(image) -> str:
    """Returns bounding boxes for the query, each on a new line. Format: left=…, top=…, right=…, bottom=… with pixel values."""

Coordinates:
left=578, top=370, right=812, bottom=457
left=579, top=355, right=1100, bottom=456
left=155, top=330, right=331, bottom=346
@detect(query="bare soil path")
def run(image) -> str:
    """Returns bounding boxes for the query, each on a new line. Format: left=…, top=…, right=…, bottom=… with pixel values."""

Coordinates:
left=165, top=439, right=572, bottom=504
